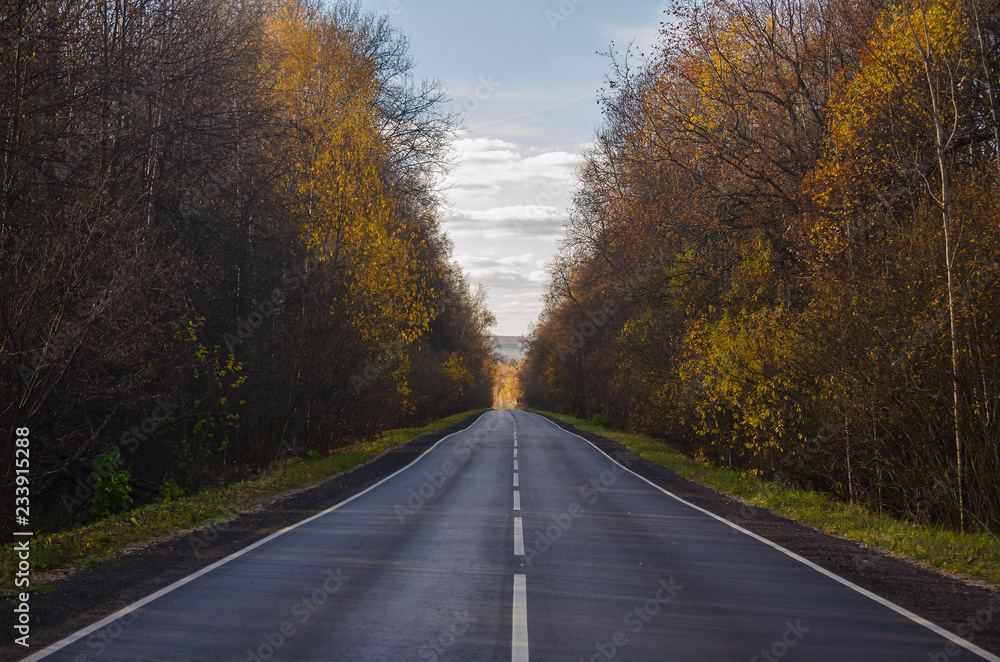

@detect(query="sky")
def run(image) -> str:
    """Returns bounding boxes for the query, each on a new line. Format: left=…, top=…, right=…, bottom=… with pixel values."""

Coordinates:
left=356, top=0, right=666, bottom=336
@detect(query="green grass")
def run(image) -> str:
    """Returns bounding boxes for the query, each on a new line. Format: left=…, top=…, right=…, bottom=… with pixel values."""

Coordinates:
left=2, top=410, right=486, bottom=597
left=535, top=410, right=1000, bottom=589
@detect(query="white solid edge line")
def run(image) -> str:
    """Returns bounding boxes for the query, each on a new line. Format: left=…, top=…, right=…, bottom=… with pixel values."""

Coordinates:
left=513, top=490, right=521, bottom=511
left=512, top=574, right=529, bottom=662
left=20, top=413, right=493, bottom=662
left=514, top=517, right=524, bottom=556
left=529, top=412, right=1000, bottom=662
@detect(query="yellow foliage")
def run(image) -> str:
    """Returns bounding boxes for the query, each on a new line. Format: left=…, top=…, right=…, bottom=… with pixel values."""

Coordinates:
left=442, top=353, right=472, bottom=396
left=266, top=0, right=441, bottom=376
left=807, top=0, right=967, bottom=254
left=680, top=303, right=815, bottom=465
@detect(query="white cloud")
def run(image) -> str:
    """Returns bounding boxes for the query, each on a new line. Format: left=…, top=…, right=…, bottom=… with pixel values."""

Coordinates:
left=465, top=266, right=539, bottom=289
left=458, top=138, right=522, bottom=165
left=460, top=253, right=536, bottom=268
left=440, top=133, right=581, bottom=335
left=446, top=205, right=566, bottom=240
left=444, top=135, right=583, bottom=210
left=465, top=206, right=560, bottom=222
left=352, top=0, right=673, bottom=335
left=491, top=291, right=550, bottom=333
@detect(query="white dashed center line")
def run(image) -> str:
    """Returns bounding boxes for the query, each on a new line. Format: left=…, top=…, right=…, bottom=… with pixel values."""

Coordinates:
left=512, top=574, right=529, bottom=662
left=511, top=420, right=528, bottom=661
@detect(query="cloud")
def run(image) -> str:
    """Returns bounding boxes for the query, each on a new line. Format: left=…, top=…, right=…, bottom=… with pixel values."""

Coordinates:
left=444, top=135, right=583, bottom=209
left=446, top=204, right=566, bottom=239
left=458, top=138, right=522, bottom=166
left=465, top=206, right=560, bottom=222
left=461, top=253, right=536, bottom=268
left=439, top=133, right=580, bottom=334
left=453, top=251, right=548, bottom=309
left=465, top=266, right=542, bottom=290
left=489, top=291, right=551, bottom=334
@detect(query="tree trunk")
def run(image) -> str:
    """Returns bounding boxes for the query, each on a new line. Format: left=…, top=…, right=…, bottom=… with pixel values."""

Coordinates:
left=909, top=1, right=966, bottom=532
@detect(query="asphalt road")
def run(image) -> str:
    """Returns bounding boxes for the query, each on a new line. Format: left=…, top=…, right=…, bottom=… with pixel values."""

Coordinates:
left=21, top=410, right=1000, bottom=661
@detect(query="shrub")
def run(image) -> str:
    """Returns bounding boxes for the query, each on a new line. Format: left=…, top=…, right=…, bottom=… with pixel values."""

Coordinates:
left=88, top=447, right=133, bottom=518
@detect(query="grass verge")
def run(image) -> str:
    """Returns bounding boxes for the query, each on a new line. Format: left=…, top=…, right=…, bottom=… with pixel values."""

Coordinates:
left=535, top=410, right=1000, bottom=589
left=2, top=409, right=486, bottom=597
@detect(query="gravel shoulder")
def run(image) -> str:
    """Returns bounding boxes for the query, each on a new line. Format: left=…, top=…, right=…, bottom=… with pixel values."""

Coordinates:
left=538, top=413, right=1000, bottom=656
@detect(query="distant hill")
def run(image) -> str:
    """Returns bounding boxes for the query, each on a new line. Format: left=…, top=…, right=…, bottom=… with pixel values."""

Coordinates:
left=493, top=335, right=524, bottom=361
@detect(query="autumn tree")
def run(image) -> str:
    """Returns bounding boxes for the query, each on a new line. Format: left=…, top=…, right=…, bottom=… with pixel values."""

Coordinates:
left=521, top=0, right=1000, bottom=531
left=1, top=0, right=495, bottom=536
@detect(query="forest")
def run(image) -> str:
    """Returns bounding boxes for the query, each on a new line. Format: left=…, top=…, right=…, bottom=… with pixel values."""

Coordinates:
left=0, top=0, right=496, bottom=535
left=519, top=0, right=1000, bottom=532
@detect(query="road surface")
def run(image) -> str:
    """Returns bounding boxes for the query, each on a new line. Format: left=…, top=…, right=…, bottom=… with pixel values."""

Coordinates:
left=21, top=410, right=999, bottom=661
